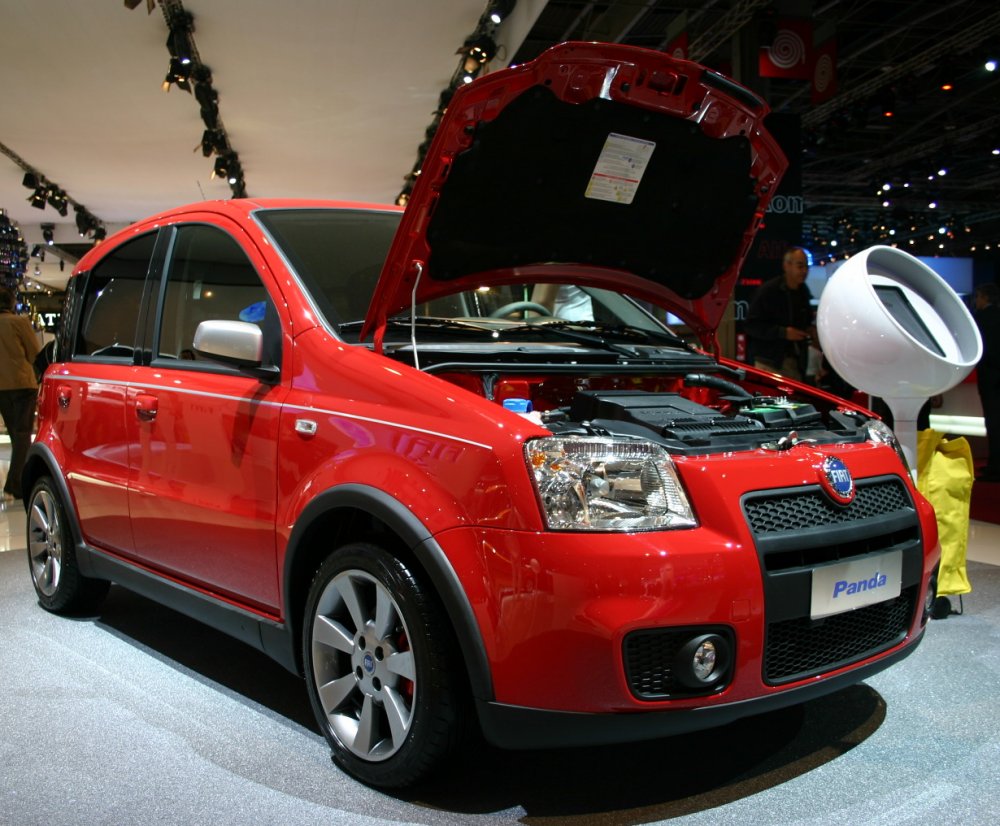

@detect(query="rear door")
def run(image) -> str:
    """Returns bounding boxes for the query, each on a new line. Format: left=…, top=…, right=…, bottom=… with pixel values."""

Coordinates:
left=124, top=217, right=286, bottom=611
left=51, top=231, right=161, bottom=554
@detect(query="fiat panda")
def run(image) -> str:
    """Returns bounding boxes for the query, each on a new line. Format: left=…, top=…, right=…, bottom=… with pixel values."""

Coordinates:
left=24, top=42, right=940, bottom=788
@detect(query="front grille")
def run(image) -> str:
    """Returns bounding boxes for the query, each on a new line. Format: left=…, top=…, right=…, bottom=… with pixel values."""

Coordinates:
left=623, top=627, right=732, bottom=700
left=744, top=478, right=910, bottom=534
left=764, top=586, right=917, bottom=683
left=742, top=475, right=923, bottom=686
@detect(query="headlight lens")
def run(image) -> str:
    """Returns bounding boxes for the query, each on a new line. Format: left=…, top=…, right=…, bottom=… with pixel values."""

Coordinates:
left=866, top=418, right=912, bottom=475
left=525, top=437, right=697, bottom=531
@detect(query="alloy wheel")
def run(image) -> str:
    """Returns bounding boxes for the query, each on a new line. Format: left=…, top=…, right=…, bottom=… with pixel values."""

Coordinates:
left=310, top=569, right=417, bottom=762
left=28, top=488, right=62, bottom=598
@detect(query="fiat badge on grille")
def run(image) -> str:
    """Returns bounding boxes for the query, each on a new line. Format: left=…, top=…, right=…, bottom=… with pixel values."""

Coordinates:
left=818, top=455, right=855, bottom=505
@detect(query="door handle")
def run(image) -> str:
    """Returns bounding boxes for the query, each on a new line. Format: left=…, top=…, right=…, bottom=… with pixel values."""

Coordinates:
left=56, top=385, right=72, bottom=410
left=135, top=393, right=158, bottom=421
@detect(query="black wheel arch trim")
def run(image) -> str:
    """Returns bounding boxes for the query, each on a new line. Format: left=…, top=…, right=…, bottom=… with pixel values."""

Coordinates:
left=22, top=443, right=92, bottom=570
left=284, top=483, right=494, bottom=702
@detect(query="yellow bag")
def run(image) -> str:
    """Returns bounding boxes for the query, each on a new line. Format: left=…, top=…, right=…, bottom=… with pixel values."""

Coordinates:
left=916, top=429, right=973, bottom=596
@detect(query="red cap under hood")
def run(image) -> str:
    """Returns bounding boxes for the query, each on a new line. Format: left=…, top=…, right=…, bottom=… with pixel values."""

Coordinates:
left=363, top=41, right=787, bottom=350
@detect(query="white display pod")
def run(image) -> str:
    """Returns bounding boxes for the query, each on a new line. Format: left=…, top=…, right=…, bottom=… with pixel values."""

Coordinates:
left=817, top=246, right=982, bottom=477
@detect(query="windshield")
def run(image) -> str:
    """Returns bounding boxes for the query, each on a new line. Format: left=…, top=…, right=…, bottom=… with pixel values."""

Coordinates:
left=254, top=207, right=686, bottom=347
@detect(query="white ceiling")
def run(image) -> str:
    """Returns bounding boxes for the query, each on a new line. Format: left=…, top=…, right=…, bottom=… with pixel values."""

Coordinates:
left=1, top=0, right=543, bottom=290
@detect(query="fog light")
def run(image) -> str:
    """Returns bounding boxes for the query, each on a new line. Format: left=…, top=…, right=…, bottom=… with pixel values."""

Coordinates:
left=692, top=640, right=718, bottom=681
left=674, top=633, right=731, bottom=690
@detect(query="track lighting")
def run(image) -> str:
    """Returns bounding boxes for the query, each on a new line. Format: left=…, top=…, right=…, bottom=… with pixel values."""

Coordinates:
left=28, top=187, right=47, bottom=209
left=152, top=3, right=246, bottom=196
left=41, top=224, right=55, bottom=246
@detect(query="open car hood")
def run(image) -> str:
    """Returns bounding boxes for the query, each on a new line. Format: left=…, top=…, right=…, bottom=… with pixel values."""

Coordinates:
left=363, top=42, right=787, bottom=349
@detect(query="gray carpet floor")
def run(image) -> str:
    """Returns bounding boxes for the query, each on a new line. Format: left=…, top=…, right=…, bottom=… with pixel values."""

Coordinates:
left=2, top=548, right=998, bottom=826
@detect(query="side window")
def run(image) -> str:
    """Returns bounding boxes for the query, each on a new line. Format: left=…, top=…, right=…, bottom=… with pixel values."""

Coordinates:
left=74, top=233, right=157, bottom=358
left=157, top=225, right=275, bottom=366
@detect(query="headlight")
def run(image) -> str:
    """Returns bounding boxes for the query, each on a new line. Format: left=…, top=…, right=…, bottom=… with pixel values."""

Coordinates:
left=866, top=418, right=912, bottom=475
left=525, top=437, right=697, bottom=531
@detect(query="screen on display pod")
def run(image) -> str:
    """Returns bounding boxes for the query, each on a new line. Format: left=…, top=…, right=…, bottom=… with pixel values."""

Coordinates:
left=873, top=284, right=945, bottom=356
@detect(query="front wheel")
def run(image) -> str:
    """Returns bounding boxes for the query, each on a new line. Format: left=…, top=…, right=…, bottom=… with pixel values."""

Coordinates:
left=26, top=477, right=109, bottom=614
left=302, top=542, right=467, bottom=788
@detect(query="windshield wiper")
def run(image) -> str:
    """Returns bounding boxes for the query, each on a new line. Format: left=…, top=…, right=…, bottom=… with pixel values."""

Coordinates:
left=340, top=316, right=495, bottom=335
left=526, top=320, right=691, bottom=350
left=497, top=321, right=647, bottom=356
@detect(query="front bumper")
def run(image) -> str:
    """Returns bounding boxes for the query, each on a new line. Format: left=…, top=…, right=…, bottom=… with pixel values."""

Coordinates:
left=435, top=463, right=937, bottom=724
left=476, top=627, right=924, bottom=749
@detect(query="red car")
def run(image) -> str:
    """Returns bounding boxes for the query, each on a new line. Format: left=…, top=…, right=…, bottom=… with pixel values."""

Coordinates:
left=25, top=43, right=940, bottom=788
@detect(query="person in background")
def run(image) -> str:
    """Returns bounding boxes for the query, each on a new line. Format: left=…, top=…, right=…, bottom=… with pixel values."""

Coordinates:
left=745, top=246, right=815, bottom=381
left=0, top=286, right=40, bottom=502
left=973, top=282, right=1000, bottom=482
left=530, top=284, right=594, bottom=321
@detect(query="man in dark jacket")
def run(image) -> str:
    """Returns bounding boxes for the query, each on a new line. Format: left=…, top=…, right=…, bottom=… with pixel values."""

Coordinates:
left=746, top=246, right=815, bottom=381
left=974, top=283, right=1000, bottom=481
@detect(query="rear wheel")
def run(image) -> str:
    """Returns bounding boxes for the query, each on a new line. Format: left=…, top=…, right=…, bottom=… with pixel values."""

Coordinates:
left=302, top=542, right=467, bottom=788
left=26, top=477, right=109, bottom=614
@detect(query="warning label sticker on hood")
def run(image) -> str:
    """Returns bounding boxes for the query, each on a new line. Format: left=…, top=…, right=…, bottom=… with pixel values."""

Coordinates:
left=585, top=133, right=656, bottom=205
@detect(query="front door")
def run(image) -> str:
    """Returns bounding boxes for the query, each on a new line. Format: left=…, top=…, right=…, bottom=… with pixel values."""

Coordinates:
left=125, top=220, right=285, bottom=611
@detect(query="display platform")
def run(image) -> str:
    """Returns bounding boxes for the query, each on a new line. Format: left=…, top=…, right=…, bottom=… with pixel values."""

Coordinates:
left=2, top=544, right=999, bottom=825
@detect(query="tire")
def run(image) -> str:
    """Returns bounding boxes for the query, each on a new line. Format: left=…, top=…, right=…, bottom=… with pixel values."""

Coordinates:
left=302, top=541, right=467, bottom=788
left=26, top=477, right=109, bottom=614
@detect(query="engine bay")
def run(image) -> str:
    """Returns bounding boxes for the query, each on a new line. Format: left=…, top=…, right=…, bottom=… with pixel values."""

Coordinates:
left=548, top=388, right=867, bottom=455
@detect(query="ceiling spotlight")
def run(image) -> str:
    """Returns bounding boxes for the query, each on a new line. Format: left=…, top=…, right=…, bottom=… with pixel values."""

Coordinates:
left=22, top=172, right=40, bottom=190
left=200, top=128, right=226, bottom=157
left=93, top=226, right=107, bottom=243
left=75, top=205, right=96, bottom=236
left=986, top=59, right=997, bottom=72
left=195, top=79, right=218, bottom=112
left=166, top=27, right=193, bottom=66
left=488, top=0, right=516, bottom=25
left=28, top=186, right=47, bottom=209
left=47, top=188, right=69, bottom=217
left=213, top=152, right=240, bottom=183
left=163, top=57, right=193, bottom=92
left=41, top=224, right=55, bottom=245
left=460, top=34, right=497, bottom=73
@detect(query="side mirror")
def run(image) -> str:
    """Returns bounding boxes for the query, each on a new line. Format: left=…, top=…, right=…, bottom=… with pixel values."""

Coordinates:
left=192, top=320, right=279, bottom=381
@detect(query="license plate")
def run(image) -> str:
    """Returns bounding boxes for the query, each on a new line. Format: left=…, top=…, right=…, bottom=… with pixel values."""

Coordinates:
left=810, top=550, right=902, bottom=619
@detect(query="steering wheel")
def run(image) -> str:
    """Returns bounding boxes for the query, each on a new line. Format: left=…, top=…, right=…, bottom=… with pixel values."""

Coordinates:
left=488, top=301, right=553, bottom=319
